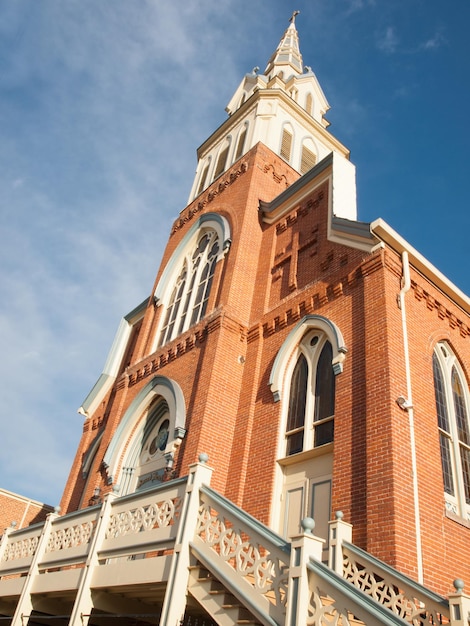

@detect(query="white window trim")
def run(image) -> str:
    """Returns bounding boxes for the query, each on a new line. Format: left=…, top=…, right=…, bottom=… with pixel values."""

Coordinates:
left=434, top=342, right=470, bottom=521
left=102, top=376, right=186, bottom=494
left=152, top=214, right=231, bottom=350
left=269, top=315, right=347, bottom=403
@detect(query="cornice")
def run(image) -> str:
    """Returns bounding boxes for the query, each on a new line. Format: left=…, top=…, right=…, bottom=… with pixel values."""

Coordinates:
left=125, top=309, right=248, bottom=387
left=371, top=218, right=470, bottom=316
left=196, top=88, right=349, bottom=161
left=260, top=153, right=333, bottom=224
left=171, top=161, right=248, bottom=235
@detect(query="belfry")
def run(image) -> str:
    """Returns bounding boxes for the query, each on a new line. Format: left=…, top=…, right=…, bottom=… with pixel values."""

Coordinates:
left=1, top=15, right=470, bottom=626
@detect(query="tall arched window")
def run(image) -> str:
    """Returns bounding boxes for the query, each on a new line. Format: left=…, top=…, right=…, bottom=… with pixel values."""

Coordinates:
left=135, top=401, right=171, bottom=491
left=285, top=334, right=335, bottom=457
left=213, top=137, right=231, bottom=180
left=234, top=124, right=248, bottom=161
left=280, top=125, right=293, bottom=163
left=102, top=376, right=187, bottom=496
left=270, top=316, right=345, bottom=544
left=196, top=158, right=211, bottom=196
left=433, top=342, right=470, bottom=519
left=158, top=230, right=219, bottom=347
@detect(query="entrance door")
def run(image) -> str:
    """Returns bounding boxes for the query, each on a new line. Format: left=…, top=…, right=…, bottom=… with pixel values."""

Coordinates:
left=280, top=452, right=332, bottom=562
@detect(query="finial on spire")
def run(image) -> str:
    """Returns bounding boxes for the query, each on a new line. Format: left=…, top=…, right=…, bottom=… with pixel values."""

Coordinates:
left=290, top=10, right=300, bottom=24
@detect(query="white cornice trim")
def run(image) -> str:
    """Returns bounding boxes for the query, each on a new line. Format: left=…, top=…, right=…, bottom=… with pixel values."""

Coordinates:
left=371, top=218, right=470, bottom=314
left=78, top=298, right=149, bottom=418
left=197, top=88, right=349, bottom=161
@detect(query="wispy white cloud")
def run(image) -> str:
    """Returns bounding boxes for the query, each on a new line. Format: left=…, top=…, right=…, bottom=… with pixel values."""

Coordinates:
left=420, top=30, right=446, bottom=51
left=0, top=0, right=293, bottom=506
left=376, top=26, right=399, bottom=54
left=344, top=0, right=376, bottom=15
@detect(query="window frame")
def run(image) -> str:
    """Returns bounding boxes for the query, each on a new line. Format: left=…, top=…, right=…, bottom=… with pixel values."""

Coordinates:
left=157, top=229, right=220, bottom=347
left=153, top=214, right=231, bottom=350
left=433, top=341, right=470, bottom=520
left=102, top=376, right=187, bottom=496
left=284, top=332, right=336, bottom=457
left=269, top=315, right=346, bottom=461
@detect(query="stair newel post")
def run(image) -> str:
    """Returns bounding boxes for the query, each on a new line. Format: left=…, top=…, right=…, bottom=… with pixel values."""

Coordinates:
left=328, top=510, right=352, bottom=575
left=159, top=453, right=213, bottom=626
left=10, top=508, right=61, bottom=626
left=0, top=522, right=16, bottom=563
left=449, top=579, right=470, bottom=626
left=286, top=517, right=324, bottom=626
left=69, top=491, right=117, bottom=626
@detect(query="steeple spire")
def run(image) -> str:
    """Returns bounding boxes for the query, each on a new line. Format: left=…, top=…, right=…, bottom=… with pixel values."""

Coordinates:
left=264, top=11, right=303, bottom=77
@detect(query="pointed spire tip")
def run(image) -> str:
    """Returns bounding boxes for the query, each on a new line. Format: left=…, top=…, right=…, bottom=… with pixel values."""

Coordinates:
left=289, top=10, right=300, bottom=25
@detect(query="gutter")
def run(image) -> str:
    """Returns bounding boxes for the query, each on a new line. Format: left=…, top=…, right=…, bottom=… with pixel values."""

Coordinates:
left=398, top=251, right=423, bottom=584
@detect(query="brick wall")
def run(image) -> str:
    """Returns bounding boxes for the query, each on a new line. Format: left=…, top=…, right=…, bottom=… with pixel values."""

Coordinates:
left=58, top=142, right=470, bottom=596
left=0, top=489, right=53, bottom=535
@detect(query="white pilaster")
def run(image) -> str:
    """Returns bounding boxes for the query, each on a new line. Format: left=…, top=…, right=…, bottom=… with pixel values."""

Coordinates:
left=68, top=494, right=117, bottom=626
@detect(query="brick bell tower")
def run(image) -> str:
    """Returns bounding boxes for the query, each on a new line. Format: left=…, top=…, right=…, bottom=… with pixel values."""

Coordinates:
left=59, top=13, right=470, bottom=596
left=60, top=11, right=356, bottom=517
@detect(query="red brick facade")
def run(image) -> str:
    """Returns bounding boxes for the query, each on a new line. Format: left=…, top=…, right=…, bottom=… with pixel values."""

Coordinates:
left=58, top=138, right=470, bottom=597
left=0, top=489, right=53, bottom=535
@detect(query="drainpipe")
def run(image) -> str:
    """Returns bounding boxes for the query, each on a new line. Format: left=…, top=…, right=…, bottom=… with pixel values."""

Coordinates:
left=398, top=250, right=424, bottom=584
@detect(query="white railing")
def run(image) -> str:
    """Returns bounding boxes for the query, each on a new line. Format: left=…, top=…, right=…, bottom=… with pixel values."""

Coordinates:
left=100, top=477, right=185, bottom=561
left=192, top=484, right=291, bottom=626
left=342, top=541, right=450, bottom=625
left=1, top=469, right=470, bottom=626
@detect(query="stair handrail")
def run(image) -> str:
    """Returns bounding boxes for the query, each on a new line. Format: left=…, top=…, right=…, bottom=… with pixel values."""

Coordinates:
left=342, top=540, right=450, bottom=624
left=308, top=557, right=411, bottom=626
left=192, top=484, right=291, bottom=625
left=199, top=484, right=291, bottom=555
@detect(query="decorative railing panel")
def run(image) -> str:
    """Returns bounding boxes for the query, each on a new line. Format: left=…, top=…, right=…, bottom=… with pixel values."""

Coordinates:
left=0, top=525, right=43, bottom=576
left=193, top=485, right=290, bottom=626
left=42, top=508, right=99, bottom=566
left=307, top=558, right=410, bottom=626
left=99, top=479, right=186, bottom=560
left=342, top=542, right=450, bottom=625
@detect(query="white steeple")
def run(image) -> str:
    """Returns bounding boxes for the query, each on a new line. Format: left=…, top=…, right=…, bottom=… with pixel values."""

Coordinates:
left=264, top=11, right=303, bottom=78
left=188, top=13, right=350, bottom=202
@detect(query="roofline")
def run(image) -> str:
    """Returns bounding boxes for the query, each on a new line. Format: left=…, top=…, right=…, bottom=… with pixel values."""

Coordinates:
left=260, top=151, right=334, bottom=220
left=78, top=297, right=149, bottom=417
left=371, top=218, right=470, bottom=314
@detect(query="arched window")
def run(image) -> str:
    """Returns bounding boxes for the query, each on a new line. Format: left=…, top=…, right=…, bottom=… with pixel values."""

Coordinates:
left=285, top=334, right=335, bottom=456
left=234, top=124, right=248, bottom=161
left=196, top=158, right=211, bottom=196
left=158, top=230, right=220, bottom=347
left=300, top=143, right=317, bottom=175
left=102, top=376, right=187, bottom=496
left=280, top=126, right=293, bottom=163
left=135, top=401, right=171, bottom=491
left=433, top=342, right=470, bottom=518
left=213, top=137, right=231, bottom=180
left=270, top=316, right=345, bottom=544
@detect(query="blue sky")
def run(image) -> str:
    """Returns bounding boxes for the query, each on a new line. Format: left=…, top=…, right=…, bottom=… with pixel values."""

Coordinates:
left=0, top=0, right=469, bottom=507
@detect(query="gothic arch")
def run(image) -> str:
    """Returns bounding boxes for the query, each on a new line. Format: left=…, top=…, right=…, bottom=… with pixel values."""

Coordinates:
left=269, top=314, right=347, bottom=402
left=102, top=376, right=186, bottom=493
left=154, top=213, right=231, bottom=308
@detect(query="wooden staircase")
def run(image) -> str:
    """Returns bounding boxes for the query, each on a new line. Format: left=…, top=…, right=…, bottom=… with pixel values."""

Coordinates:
left=188, top=563, right=264, bottom=626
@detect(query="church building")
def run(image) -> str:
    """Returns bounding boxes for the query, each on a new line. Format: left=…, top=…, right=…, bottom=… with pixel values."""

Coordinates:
left=1, top=15, right=470, bottom=626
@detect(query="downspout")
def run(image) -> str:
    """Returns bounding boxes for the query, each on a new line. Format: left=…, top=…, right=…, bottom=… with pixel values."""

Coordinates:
left=398, top=250, right=424, bottom=584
